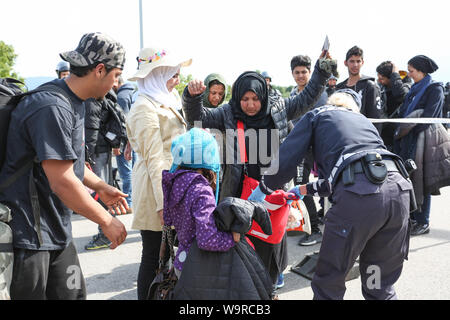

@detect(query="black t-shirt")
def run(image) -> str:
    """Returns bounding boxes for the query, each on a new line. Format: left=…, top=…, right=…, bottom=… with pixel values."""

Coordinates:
left=0, top=79, right=85, bottom=250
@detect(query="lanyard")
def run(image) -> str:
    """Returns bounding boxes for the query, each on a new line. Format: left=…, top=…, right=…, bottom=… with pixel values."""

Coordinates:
left=237, top=120, right=248, bottom=163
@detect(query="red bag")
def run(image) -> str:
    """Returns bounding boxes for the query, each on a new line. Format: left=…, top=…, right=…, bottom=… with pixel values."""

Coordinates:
left=237, top=121, right=290, bottom=245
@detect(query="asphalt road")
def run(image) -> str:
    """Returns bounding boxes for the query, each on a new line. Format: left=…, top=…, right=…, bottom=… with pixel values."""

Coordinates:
left=72, top=185, right=450, bottom=300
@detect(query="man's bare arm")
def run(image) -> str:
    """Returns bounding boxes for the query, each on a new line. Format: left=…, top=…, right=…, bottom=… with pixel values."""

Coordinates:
left=41, top=159, right=127, bottom=249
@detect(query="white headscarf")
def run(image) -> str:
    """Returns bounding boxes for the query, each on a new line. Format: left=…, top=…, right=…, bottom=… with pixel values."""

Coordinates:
left=137, top=65, right=182, bottom=110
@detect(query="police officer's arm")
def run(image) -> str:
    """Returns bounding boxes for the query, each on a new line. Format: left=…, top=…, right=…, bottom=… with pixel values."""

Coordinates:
left=260, top=111, right=315, bottom=194
left=304, top=179, right=332, bottom=197
left=41, top=159, right=127, bottom=249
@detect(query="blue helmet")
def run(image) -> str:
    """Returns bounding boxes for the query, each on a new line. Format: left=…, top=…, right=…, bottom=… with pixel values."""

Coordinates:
left=261, top=71, right=271, bottom=81
left=55, top=61, right=70, bottom=75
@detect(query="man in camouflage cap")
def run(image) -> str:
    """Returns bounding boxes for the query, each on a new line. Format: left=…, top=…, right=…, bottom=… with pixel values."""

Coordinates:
left=0, top=32, right=128, bottom=299
left=60, top=32, right=126, bottom=70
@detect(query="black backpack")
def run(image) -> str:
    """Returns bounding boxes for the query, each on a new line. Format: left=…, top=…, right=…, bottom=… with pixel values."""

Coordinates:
left=0, top=78, right=71, bottom=248
left=100, top=94, right=128, bottom=151
left=0, top=78, right=25, bottom=170
left=0, top=78, right=70, bottom=193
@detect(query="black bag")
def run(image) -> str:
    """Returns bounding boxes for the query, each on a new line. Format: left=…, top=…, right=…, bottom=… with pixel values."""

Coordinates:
left=147, top=226, right=178, bottom=300
left=100, top=97, right=128, bottom=151
left=0, top=78, right=25, bottom=169
left=0, top=79, right=70, bottom=191
left=0, top=79, right=70, bottom=248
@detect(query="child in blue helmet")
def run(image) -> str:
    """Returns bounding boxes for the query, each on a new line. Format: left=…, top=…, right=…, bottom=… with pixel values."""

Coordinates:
left=161, top=128, right=240, bottom=277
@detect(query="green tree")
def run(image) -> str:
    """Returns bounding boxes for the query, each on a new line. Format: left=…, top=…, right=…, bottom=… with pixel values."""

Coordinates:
left=176, top=73, right=193, bottom=97
left=225, top=84, right=232, bottom=102
left=0, top=41, right=24, bottom=82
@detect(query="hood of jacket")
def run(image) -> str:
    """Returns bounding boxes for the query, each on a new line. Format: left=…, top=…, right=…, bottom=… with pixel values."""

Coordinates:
left=118, top=82, right=135, bottom=95
left=202, top=73, right=228, bottom=109
left=162, top=169, right=211, bottom=209
left=338, top=74, right=375, bottom=87
left=358, top=75, right=375, bottom=82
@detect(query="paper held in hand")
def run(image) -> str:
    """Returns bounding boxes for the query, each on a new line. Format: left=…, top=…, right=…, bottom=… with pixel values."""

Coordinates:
left=322, top=35, right=330, bottom=54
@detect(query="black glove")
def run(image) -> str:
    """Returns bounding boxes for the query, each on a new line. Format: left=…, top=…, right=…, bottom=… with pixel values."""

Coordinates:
left=318, top=57, right=339, bottom=78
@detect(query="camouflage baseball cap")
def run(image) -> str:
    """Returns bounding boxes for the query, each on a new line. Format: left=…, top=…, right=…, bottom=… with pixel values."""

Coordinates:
left=60, top=32, right=126, bottom=69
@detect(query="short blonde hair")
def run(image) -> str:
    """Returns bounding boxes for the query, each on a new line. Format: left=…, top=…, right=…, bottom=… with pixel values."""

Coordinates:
left=326, top=92, right=360, bottom=113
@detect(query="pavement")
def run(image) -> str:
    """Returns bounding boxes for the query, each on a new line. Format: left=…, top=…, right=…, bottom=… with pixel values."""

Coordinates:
left=72, top=185, right=450, bottom=300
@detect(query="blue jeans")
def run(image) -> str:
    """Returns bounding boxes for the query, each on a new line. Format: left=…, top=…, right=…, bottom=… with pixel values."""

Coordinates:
left=115, top=151, right=136, bottom=207
left=413, top=194, right=431, bottom=225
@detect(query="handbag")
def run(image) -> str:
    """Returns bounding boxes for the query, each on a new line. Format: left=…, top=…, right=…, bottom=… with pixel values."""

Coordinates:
left=147, top=226, right=178, bottom=300
left=237, top=121, right=291, bottom=244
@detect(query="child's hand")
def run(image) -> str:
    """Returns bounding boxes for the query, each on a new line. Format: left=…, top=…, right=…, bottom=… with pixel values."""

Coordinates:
left=232, top=232, right=241, bottom=243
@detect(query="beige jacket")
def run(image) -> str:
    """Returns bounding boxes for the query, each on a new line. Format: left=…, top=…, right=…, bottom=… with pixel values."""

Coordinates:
left=126, top=92, right=186, bottom=231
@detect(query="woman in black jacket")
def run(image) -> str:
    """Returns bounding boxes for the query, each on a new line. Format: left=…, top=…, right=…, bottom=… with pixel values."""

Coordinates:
left=393, top=55, right=445, bottom=236
left=182, top=51, right=334, bottom=293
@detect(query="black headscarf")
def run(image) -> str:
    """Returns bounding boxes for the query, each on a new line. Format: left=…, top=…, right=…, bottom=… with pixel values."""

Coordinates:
left=229, top=71, right=273, bottom=129
left=408, top=55, right=439, bottom=74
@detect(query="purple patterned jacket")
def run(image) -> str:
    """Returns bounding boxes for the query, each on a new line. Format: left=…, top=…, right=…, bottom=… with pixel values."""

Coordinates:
left=162, top=169, right=234, bottom=272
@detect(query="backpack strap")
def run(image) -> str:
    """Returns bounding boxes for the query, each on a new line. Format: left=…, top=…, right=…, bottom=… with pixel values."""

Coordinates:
left=33, top=83, right=71, bottom=106
left=28, top=160, right=43, bottom=246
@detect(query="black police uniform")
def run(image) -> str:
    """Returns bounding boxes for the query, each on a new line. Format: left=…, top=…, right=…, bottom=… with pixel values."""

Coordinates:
left=259, top=105, right=413, bottom=300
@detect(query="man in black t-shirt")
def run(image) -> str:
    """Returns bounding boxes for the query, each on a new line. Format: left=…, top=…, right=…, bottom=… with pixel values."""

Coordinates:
left=0, top=32, right=128, bottom=300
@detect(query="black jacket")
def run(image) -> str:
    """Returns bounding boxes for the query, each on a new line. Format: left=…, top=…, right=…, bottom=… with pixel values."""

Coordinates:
left=379, top=72, right=411, bottom=149
left=173, top=198, right=273, bottom=300
left=182, top=62, right=329, bottom=201
left=84, top=90, right=117, bottom=156
left=336, top=75, right=383, bottom=132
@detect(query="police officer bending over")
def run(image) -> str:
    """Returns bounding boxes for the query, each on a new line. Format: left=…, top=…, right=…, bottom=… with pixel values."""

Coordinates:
left=249, top=89, right=414, bottom=300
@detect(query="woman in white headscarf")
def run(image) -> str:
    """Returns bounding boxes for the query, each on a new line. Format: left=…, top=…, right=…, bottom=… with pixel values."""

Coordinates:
left=126, top=48, right=191, bottom=299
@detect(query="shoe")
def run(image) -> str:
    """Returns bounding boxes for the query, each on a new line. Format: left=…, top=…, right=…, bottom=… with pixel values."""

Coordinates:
left=276, top=273, right=285, bottom=289
left=85, top=234, right=111, bottom=250
left=296, top=233, right=309, bottom=244
left=298, top=230, right=323, bottom=246
left=411, top=223, right=430, bottom=236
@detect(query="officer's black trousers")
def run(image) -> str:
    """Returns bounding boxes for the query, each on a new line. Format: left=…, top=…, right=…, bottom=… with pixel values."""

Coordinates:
left=311, top=172, right=411, bottom=300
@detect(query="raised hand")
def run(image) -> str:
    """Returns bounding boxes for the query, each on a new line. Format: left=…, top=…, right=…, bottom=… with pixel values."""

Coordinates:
left=187, top=79, right=207, bottom=96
